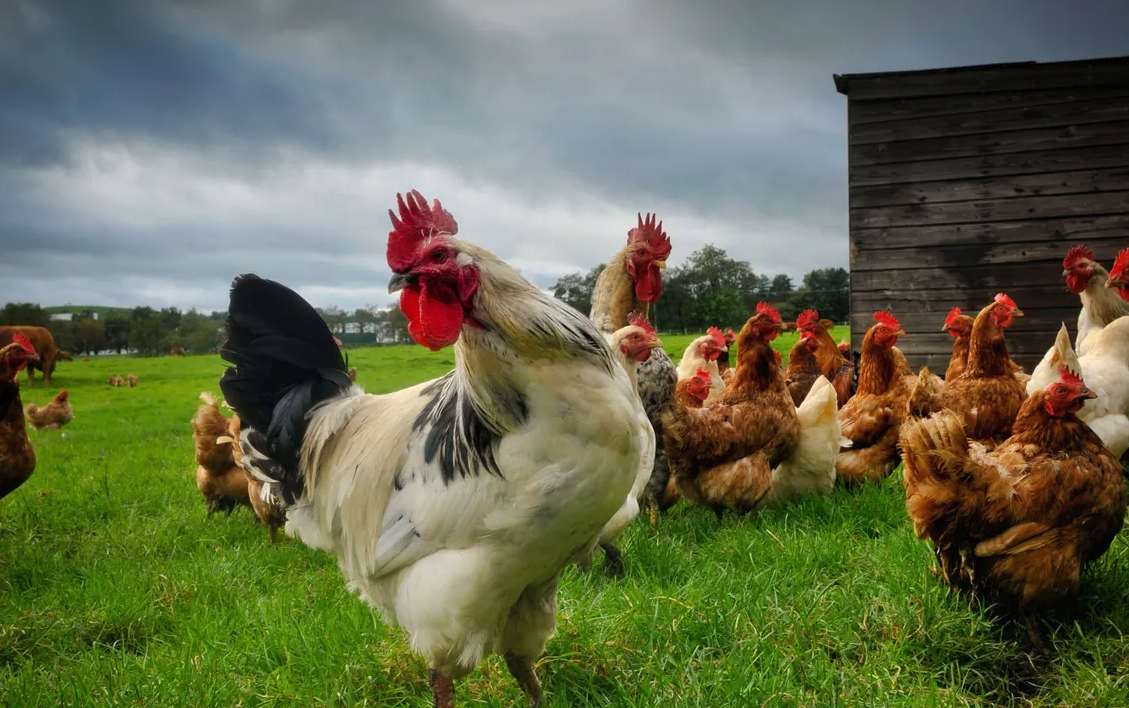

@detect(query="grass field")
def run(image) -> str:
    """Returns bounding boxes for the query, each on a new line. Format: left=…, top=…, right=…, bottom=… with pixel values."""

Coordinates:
left=3, top=328, right=1129, bottom=707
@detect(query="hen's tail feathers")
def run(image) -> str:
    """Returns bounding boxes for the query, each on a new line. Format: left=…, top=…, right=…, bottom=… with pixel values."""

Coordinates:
left=899, top=411, right=970, bottom=491
left=218, top=274, right=353, bottom=504
left=906, top=366, right=944, bottom=419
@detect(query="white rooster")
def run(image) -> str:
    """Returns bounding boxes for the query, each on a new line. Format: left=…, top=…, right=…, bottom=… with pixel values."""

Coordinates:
left=219, top=190, right=648, bottom=708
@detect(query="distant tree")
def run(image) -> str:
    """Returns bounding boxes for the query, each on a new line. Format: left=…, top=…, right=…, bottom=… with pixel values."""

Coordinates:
left=353, top=307, right=377, bottom=335
left=550, top=264, right=604, bottom=315
left=789, top=267, right=850, bottom=323
left=74, top=316, right=106, bottom=354
left=179, top=309, right=222, bottom=354
left=103, top=313, right=131, bottom=353
left=159, top=307, right=182, bottom=333
left=0, top=303, right=50, bottom=327
left=129, top=307, right=165, bottom=356
left=769, top=274, right=794, bottom=301
left=384, top=304, right=410, bottom=343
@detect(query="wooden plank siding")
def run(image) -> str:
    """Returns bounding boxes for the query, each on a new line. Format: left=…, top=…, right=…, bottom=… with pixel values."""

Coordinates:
left=835, top=56, right=1129, bottom=373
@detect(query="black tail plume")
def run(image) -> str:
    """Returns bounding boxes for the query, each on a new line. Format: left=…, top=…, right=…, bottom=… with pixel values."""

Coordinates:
left=219, top=274, right=353, bottom=502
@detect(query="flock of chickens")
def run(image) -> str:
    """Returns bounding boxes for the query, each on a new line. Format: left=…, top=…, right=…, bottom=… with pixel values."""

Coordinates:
left=2, top=187, right=1128, bottom=705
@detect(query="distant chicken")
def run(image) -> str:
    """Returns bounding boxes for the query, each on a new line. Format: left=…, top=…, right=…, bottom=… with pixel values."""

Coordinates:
left=128, top=374, right=138, bottom=387
left=108, top=375, right=125, bottom=387
left=910, top=294, right=1027, bottom=447
left=837, top=340, right=850, bottom=358
left=716, top=327, right=737, bottom=384
left=191, top=391, right=251, bottom=516
left=589, top=212, right=678, bottom=526
left=766, top=376, right=842, bottom=503
left=784, top=333, right=821, bottom=406
left=0, top=334, right=38, bottom=501
left=675, top=367, right=712, bottom=409
left=943, top=306, right=1027, bottom=384
left=220, top=413, right=285, bottom=543
left=900, top=366, right=1126, bottom=650
left=675, top=327, right=728, bottom=402
left=1063, top=244, right=1129, bottom=355
left=663, top=304, right=799, bottom=517
left=583, top=313, right=662, bottom=576
left=347, top=367, right=357, bottom=381
left=835, top=312, right=912, bottom=485
left=25, top=389, right=73, bottom=430
left=797, top=310, right=855, bottom=406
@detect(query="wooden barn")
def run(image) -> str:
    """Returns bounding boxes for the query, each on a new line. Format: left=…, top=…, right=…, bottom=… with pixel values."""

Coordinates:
left=834, top=55, right=1129, bottom=372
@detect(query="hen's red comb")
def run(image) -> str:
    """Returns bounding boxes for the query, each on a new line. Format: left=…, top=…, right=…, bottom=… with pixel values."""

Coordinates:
left=756, top=302, right=781, bottom=323
left=724, top=327, right=736, bottom=344
left=57, top=389, right=69, bottom=401
left=387, top=190, right=459, bottom=272
left=1057, top=364, right=1085, bottom=389
left=706, top=326, right=726, bottom=347
left=11, top=333, right=34, bottom=353
left=693, top=367, right=711, bottom=380
left=796, top=309, right=819, bottom=331
left=628, top=311, right=656, bottom=336
left=994, top=292, right=1018, bottom=310
left=627, top=212, right=672, bottom=260
left=1063, top=244, right=1094, bottom=270
left=873, top=311, right=901, bottom=330
left=1111, top=247, right=1129, bottom=278
left=943, top=307, right=963, bottom=328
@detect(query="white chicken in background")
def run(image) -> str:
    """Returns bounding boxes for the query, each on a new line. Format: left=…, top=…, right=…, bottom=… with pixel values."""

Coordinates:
left=219, top=190, right=648, bottom=708
left=580, top=313, right=661, bottom=576
left=1062, top=244, right=1129, bottom=355
left=676, top=327, right=728, bottom=402
left=766, top=375, right=844, bottom=502
left=1027, top=323, right=1129, bottom=458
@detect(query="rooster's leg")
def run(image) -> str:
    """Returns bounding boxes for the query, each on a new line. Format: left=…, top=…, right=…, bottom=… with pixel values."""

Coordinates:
left=268, top=524, right=279, bottom=544
left=504, top=652, right=542, bottom=707
left=428, top=668, right=455, bottom=708
left=600, top=542, right=625, bottom=578
left=1024, top=614, right=1047, bottom=655
left=648, top=502, right=659, bottom=530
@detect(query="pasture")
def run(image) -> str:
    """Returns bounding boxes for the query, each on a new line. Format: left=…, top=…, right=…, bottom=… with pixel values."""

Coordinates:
left=3, top=328, right=1129, bottom=708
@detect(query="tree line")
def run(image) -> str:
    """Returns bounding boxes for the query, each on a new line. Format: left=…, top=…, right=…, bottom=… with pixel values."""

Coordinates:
left=1, top=244, right=848, bottom=356
left=551, top=244, right=849, bottom=331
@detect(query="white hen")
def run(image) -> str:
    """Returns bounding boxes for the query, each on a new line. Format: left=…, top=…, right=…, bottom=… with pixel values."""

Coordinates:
left=1027, top=322, right=1129, bottom=457
left=766, top=375, right=844, bottom=502
left=676, top=327, right=728, bottom=402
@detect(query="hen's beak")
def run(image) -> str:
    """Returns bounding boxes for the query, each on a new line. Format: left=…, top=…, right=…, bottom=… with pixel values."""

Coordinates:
left=1107, top=276, right=1127, bottom=289
left=1012, top=308, right=1025, bottom=317
left=654, top=261, right=667, bottom=269
left=895, top=329, right=906, bottom=337
left=649, top=337, right=664, bottom=350
left=387, top=272, right=418, bottom=294
left=940, top=323, right=952, bottom=332
left=1079, top=386, right=1099, bottom=400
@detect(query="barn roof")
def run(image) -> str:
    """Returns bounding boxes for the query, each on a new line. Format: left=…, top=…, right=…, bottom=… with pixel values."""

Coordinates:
left=834, top=54, right=1129, bottom=98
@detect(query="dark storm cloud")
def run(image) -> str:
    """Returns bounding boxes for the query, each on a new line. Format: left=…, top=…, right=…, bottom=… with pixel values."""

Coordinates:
left=1, top=0, right=1128, bottom=311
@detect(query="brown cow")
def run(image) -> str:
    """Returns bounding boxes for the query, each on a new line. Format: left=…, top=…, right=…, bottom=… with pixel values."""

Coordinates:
left=0, top=326, right=61, bottom=387
left=170, top=347, right=187, bottom=357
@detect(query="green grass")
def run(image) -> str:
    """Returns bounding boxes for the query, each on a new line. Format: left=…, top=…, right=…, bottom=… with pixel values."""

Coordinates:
left=3, top=329, right=1129, bottom=707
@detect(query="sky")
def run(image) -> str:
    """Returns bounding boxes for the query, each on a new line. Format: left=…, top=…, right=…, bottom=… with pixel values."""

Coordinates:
left=2, top=0, right=1127, bottom=314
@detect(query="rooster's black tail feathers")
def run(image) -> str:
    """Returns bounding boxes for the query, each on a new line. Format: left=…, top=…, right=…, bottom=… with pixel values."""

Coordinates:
left=219, top=273, right=353, bottom=503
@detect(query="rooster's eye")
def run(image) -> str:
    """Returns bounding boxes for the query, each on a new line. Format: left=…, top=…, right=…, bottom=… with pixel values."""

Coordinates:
left=431, top=249, right=446, bottom=263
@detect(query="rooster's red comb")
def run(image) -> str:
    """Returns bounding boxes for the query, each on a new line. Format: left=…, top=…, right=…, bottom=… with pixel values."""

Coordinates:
left=1057, top=364, right=1085, bottom=389
left=943, top=307, right=964, bottom=328
left=1111, top=248, right=1129, bottom=279
left=1063, top=244, right=1094, bottom=270
left=796, top=309, right=819, bottom=331
left=873, top=311, right=901, bottom=330
left=627, top=212, right=672, bottom=260
left=387, top=190, right=459, bottom=273
left=706, top=326, right=726, bottom=347
left=627, top=311, right=656, bottom=336
left=994, top=292, right=1018, bottom=310
left=11, top=333, right=34, bottom=353
left=756, top=302, right=781, bottom=323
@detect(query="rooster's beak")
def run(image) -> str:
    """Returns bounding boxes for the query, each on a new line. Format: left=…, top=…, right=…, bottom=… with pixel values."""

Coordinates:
left=895, top=329, right=906, bottom=337
left=387, top=272, right=418, bottom=294
left=650, top=338, right=664, bottom=350
left=1107, top=277, right=1126, bottom=289
left=1062, top=269, right=1071, bottom=278
left=654, top=261, right=667, bottom=269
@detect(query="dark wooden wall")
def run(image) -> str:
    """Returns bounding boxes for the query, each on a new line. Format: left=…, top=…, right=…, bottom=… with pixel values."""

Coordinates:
left=840, top=57, right=1129, bottom=373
